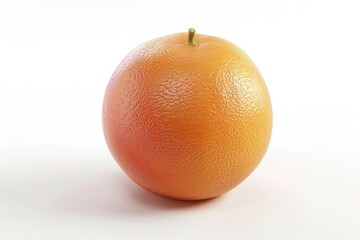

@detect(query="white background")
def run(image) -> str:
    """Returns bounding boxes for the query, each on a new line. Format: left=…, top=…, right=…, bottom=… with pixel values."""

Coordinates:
left=1, top=0, right=359, bottom=239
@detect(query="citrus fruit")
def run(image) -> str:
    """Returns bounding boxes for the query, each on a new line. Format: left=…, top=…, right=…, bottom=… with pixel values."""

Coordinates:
left=102, top=28, right=272, bottom=200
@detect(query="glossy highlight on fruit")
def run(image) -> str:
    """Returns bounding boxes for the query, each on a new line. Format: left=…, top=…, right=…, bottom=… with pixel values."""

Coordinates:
left=102, top=28, right=272, bottom=200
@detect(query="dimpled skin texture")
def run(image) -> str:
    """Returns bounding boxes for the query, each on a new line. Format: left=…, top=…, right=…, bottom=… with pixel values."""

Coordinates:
left=102, top=32, right=272, bottom=200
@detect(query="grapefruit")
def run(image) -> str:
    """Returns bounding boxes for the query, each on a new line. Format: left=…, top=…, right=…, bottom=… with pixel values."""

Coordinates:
left=102, top=28, right=272, bottom=200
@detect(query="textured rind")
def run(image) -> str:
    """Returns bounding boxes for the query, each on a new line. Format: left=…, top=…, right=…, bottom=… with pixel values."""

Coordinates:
left=102, top=32, right=272, bottom=200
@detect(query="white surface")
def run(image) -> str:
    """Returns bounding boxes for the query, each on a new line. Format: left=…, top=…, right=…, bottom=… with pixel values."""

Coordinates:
left=1, top=0, right=359, bottom=239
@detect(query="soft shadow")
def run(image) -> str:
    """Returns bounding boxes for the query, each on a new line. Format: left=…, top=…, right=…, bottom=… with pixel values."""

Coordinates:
left=54, top=171, right=223, bottom=218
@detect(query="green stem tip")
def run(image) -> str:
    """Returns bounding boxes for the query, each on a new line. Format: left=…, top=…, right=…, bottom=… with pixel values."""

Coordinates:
left=187, top=28, right=197, bottom=46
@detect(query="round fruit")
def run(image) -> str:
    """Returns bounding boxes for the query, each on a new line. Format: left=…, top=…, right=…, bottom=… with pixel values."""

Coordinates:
left=102, top=28, right=272, bottom=200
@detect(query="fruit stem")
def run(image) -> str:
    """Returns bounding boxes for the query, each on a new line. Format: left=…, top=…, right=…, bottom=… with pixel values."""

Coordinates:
left=187, top=28, right=197, bottom=46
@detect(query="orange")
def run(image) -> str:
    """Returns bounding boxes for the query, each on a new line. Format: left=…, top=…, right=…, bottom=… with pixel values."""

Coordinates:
left=102, top=28, right=272, bottom=200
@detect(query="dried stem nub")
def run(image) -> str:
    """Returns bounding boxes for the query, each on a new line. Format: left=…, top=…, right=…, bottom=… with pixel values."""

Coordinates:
left=187, top=28, right=197, bottom=46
